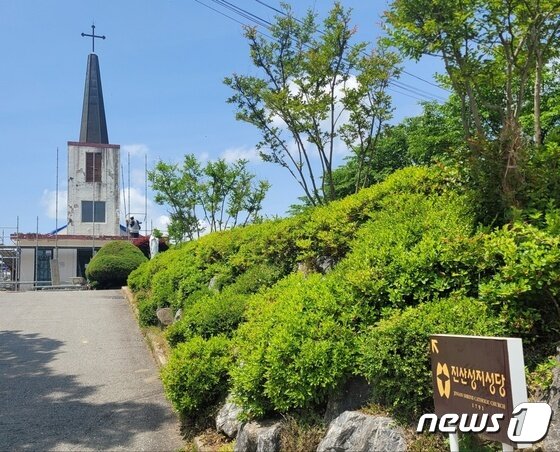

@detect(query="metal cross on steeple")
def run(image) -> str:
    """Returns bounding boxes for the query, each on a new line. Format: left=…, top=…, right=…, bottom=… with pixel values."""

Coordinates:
left=81, top=24, right=106, bottom=53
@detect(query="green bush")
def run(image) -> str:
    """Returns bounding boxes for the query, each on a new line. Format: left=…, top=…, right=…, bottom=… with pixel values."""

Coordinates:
left=138, top=296, right=160, bottom=327
left=479, top=223, right=560, bottom=360
left=161, top=335, right=232, bottom=416
left=356, top=296, right=503, bottom=420
left=166, top=289, right=248, bottom=346
left=231, top=274, right=358, bottom=417
left=338, top=192, right=477, bottom=314
left=128, top=164, right=560, bottom=425
left=227, top=263, right=284, bottom=295
left=86, top=240, right=147, bottom=289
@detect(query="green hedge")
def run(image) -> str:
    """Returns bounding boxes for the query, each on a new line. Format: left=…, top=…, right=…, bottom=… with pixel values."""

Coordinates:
left=129, top=164, right=560, bottom=423
left=166, top=289, right=248, bottom=347
left=231, top=274, right=358, bottom=417
left=128, top=166, right=459, bottom=326
left=86, top=241, right=147, bottom=289
left=161, top=335, right=232, bottom=416
left=356, top=296, right=503, bottom=420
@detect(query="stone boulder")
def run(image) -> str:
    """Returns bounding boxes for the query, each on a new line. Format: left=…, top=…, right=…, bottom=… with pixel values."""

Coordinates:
left=316, top=256, right=335, bottom=274
left=544, top=360, right=560, bottom=451
left=317, top=411, right=406, bottom=452
left=216, top=397, right=243, bottom=439
left=156, top=307, right=174, bottom=327
left=209, top=275, right=219, bottom=291
left=174, top=308, right=183, bottom=323
left=324, top=376, right=372, bottom=423
left=234, top=419, right=282, bottom=452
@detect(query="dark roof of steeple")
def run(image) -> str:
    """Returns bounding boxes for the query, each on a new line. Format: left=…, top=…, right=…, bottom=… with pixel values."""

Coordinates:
left=79, top=53, right=109, bottom=144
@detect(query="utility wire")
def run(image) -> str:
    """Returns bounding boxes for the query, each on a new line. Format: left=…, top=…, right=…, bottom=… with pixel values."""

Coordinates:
left=254, top=0, right=451, bottom=94
left=195, top=0, right=445, bottom=103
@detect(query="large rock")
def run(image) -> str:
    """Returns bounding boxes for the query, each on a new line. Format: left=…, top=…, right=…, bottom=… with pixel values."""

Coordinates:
left=209, top=276, right=220, bottom=291
left=317, top=411, right=406, bottom=452
left=156, top=307, right=174, bottom=326
left=324, top=376, right=372, bottom=423
left=544, top=357, right=560, bottom=451
left=216, top=397, right=243, bottom=439
left=316, top=256, right=335, bottom=274
left=234, top=419, right=282, bottom=452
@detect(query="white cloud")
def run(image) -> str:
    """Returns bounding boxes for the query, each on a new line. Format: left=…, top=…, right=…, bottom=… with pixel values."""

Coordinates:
left=121, top=187, right=152, bottom=221
left=131, top=168, right=147, bottom=188
left=41, top=189, right=67, bottom=220
left=198, top=151, right=211, bottom=163
left=122, top=143, right=149, bottom=157
left=154, top=215, right=170, bottom=234
left=221, top=146, right=261, bottom=163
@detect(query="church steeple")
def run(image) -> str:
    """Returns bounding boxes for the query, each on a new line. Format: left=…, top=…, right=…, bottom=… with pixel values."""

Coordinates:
left=79, top=53, right=109, bottom=144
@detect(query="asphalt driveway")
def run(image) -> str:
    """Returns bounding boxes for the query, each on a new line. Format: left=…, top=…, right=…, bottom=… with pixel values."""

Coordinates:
left=0, top=289, right=184, bottom=451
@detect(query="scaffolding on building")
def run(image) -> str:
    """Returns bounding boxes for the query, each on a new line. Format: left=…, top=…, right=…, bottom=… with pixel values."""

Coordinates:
left=0, top=218, right=21, bottom=291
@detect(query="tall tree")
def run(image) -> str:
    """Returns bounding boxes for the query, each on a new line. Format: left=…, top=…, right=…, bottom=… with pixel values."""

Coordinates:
left=385, top=0, right=560, bottom=208
left=149, top=155, right=269, bottom=243
left=225, top=3, right=400, bottom=205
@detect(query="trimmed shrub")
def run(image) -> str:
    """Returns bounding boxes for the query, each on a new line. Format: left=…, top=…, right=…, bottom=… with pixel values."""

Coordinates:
left=227, top=263, right=284, bottom=295
left=356, top=296, right=503, bottom=420
left=479, top=223, right=560, bottom=361
left=138, top=296, right=160, bottom=327
left=166, top=290, right=248, bottom=346
left=338, top=192, right=478, bottom=313
left=86, top=240, right=147, bottom=289
left=162, top=335, right=232, bottom=416
left=231, top=274, right=358, bottom=417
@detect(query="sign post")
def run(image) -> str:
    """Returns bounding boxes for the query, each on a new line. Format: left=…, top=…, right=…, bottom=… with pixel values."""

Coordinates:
left=429, top=334, right=528, bottom=450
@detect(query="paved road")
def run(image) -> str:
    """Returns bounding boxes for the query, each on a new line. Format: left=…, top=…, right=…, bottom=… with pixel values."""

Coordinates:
left=0, top=289, right=184, bottom=451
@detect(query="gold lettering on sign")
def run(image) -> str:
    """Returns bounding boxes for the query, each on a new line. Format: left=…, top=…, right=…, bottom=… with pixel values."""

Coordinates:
left=450, top=366, right=507, bottom=398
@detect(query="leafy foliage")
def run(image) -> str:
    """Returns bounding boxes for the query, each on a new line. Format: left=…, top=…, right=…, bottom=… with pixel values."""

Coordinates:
left=130, top=164, right=560, bottom=423
left=86, top=240, right=147, bottom=289
left=149, top=154, right=269, bottom=243
left=231, top=274, right=358, bottom=417
left=225, top=3, right=400, bottom=204
left=357, top=296, right=503, bottom=420
left=162, top=335, right=232, bottom=416
left=166, top=290, right=248, bottom=347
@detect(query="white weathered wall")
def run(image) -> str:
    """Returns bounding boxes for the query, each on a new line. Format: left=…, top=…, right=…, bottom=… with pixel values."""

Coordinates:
left=19, top=248, right=35, bottom=291
left=56, top=248, right=77, bottom=284
left=67, top=142, right=121, bottom=236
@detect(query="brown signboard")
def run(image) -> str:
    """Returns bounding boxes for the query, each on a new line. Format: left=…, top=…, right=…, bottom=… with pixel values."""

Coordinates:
left=429, top=334, right=527, bottom=446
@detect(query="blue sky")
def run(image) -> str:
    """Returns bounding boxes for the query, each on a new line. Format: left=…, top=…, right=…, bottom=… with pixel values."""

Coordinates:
left=0, top=0, right=447, bottom=237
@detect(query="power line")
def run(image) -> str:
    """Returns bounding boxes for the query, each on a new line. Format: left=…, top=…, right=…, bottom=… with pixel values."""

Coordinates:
left=195, top=0, right=446, bottom=102
left=391, top=80, right=447, bottom=102
left=194, top=0, right=249, bottom=27
left=254, top=0, right=451, bottom=94
left=211, top=0, right=272, bottom=28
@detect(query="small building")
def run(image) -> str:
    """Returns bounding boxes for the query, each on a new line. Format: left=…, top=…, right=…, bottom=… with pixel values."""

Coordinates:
left=9, top=44, right=133, bottom=290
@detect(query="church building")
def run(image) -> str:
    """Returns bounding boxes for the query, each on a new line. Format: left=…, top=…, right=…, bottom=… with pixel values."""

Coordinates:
left=12, top=31, right=130, bottom=290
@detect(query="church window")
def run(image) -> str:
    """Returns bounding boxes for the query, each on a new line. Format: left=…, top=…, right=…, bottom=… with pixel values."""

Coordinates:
left=81, top=201, right=106, bottom=223
left=86, top=152, right=102, bottom=182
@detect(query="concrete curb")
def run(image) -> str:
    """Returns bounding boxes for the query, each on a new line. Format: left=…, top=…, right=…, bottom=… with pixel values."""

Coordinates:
left=121, top=286, right=170, bottom=368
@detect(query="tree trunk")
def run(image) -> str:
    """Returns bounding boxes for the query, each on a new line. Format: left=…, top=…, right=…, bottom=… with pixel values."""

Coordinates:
left=534, top=48, right=543, bottom=147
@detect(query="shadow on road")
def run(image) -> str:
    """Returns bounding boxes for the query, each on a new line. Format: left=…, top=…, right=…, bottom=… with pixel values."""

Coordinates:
left=0, top=330, right=175, bottom=450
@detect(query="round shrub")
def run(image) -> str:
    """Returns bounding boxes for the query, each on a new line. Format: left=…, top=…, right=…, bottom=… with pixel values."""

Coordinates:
left=231, top=274, right=358, bottom=417
left=161, top=335, right=232, bottom=416
left=166, top=289, right=248, bottom=347
left=86, top=240, right=148, bottom=289
left=356, top=296, right=503, bottom=421
left=137, top=296, right=160, bottom=327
